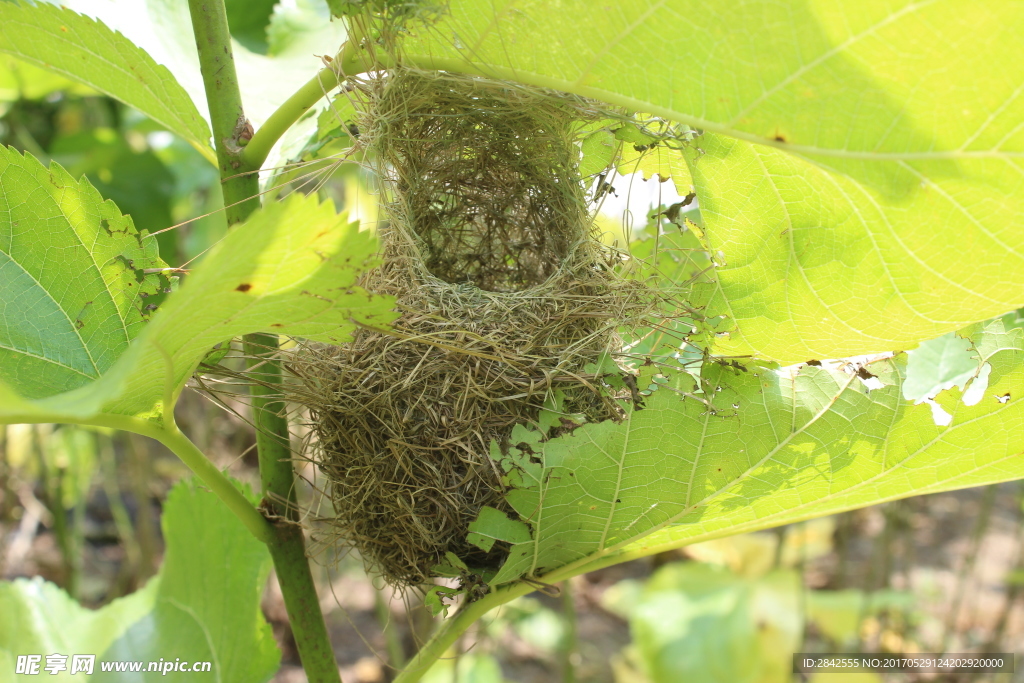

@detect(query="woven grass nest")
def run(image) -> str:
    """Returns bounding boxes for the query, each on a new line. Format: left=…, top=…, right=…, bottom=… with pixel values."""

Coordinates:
left=287, top=69, right=655, bottom=589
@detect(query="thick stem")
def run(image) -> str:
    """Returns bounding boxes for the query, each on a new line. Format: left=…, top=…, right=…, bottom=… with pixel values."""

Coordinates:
left=187, top=2, right=341, bottom=681
left=242, top=334, right=294, bottom=512
left=267, top=526, right=342, bottom=683
left=242, top=333, right=341, bottom=683
left=187, top=0, right=259, bottom=223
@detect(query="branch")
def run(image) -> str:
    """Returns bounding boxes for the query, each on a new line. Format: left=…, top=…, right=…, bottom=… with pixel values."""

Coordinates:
left=240, top=39, right=365, bottom=171
left=87, top=414, right=273, bottom=544
left=392, top=583, right=534, bottom=683
left=187, top=2, right=342, bottom=682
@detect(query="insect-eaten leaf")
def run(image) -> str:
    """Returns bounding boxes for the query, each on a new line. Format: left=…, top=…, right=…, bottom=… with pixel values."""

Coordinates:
left=0, top=146, right=168, bottom=400
left=424, top=585, right=463, bottom=618
left=467, top=506, right=532, bottom=553
left=0, top=191, right=395, bottom=424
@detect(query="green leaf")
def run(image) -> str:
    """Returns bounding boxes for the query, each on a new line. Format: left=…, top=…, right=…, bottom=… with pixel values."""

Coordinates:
left=401, top=0, right=1024, bottom=360
left=617, top=144, right=691, bottom=186
left=467, top=505, right=532, bottom=553
left=902, top=332, right=980, bottom=403
left=0, top=478, right=278, bottom=682
left=100, top=479, right=279, bottom=682
left=0, top=3, right=213, bottom=162
left=225, top=0, right=278, bottom=55
left=687, top=134, right=1024, bottom=362
left=579, top=129, right=616, bottom=178
left=623, top=564, right=801, bottom=683
left=0, top=160, right=396, bottom=423
left=424, top=585, right=462, bottom=618
left=50, top=129, right=178, bottom=257
left=487, top=317, right=1024, bottom=586
left=0, top=146, right=169, bottom=400
left=403, top=0, right=1024, bottom=157
left=0, top=577, right=159, bottom=673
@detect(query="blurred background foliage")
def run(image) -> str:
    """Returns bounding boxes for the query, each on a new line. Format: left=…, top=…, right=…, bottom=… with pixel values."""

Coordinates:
left=3, top=9, right=1024, bottom=682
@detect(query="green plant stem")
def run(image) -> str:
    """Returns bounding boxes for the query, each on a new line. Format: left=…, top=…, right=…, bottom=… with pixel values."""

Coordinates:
left=90, top=414, right=275, bottom=544
left=188, top=2, right=341, bottom=681
left=187, top=0, right=259, bottom=223
left=560, top=581, right=578, bottom=683
left=241, top=334, right=293, bottom=513
left=240, top=41, right=363, bottom=171
left=241, top=333, right=343, bottom=683
left=393, top=583, right=534, bottom=683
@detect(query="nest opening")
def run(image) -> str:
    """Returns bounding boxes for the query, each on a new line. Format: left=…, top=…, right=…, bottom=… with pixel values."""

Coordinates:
left=288, top=70, right=653, bottom=589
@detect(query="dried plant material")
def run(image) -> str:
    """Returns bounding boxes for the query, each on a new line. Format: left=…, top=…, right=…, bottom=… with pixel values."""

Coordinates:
left=285, top=70, right=655, bottom=588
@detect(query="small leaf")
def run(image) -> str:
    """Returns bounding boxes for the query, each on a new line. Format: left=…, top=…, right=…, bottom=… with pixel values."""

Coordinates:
left=612, top=123, right=657, bottom=145
left=444, top=551, right=469, bottom=572
left=467, top=506, right=531, bottom=553
left=579, top=129, right=616, bottom=178
left=424, top=585, right=462, bottom=618
left=616, top=144, right=692, bottom=187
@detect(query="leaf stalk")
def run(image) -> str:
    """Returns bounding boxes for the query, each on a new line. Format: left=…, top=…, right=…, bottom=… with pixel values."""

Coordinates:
left=240, top=38, right=365, bottom=171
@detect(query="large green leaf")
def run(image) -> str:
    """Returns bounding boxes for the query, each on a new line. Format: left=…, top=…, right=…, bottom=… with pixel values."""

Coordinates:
left=98, top=480, right=279, bottom=682
left=399, top=0, right=1024, bottom=360
left=403, top=0, right=1023, bottom=156
left=0, top=145, right=169, bottom=400
left=484, top=317, right=1024, bottom=586
left=0, top=578, right=158, bottom=680
left=687, top=134, right=1024, bottom=361
left=0, top=2, right=213, bottom=162
left=0, top=479, right=278, bottom=683
left=0, top=148, right=395, bottom=424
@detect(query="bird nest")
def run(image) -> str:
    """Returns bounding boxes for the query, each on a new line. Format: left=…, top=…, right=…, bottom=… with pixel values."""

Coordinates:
left=286, top=70, right=654, bottom=588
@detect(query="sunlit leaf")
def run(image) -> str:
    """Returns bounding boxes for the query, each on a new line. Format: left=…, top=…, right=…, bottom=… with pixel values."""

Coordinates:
left=902, top=332, right=980, bottom=403
left=0, top=146, right=169, bottom=400
left=488, top=318, right=1024, bottom=586
left=401, top=0, right=1024, bottom=359
left=0, top=479, right=278, bottom=683
left=0, top=161, right=395, bottom=423
left=0, top=3, right=213, bottom=161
